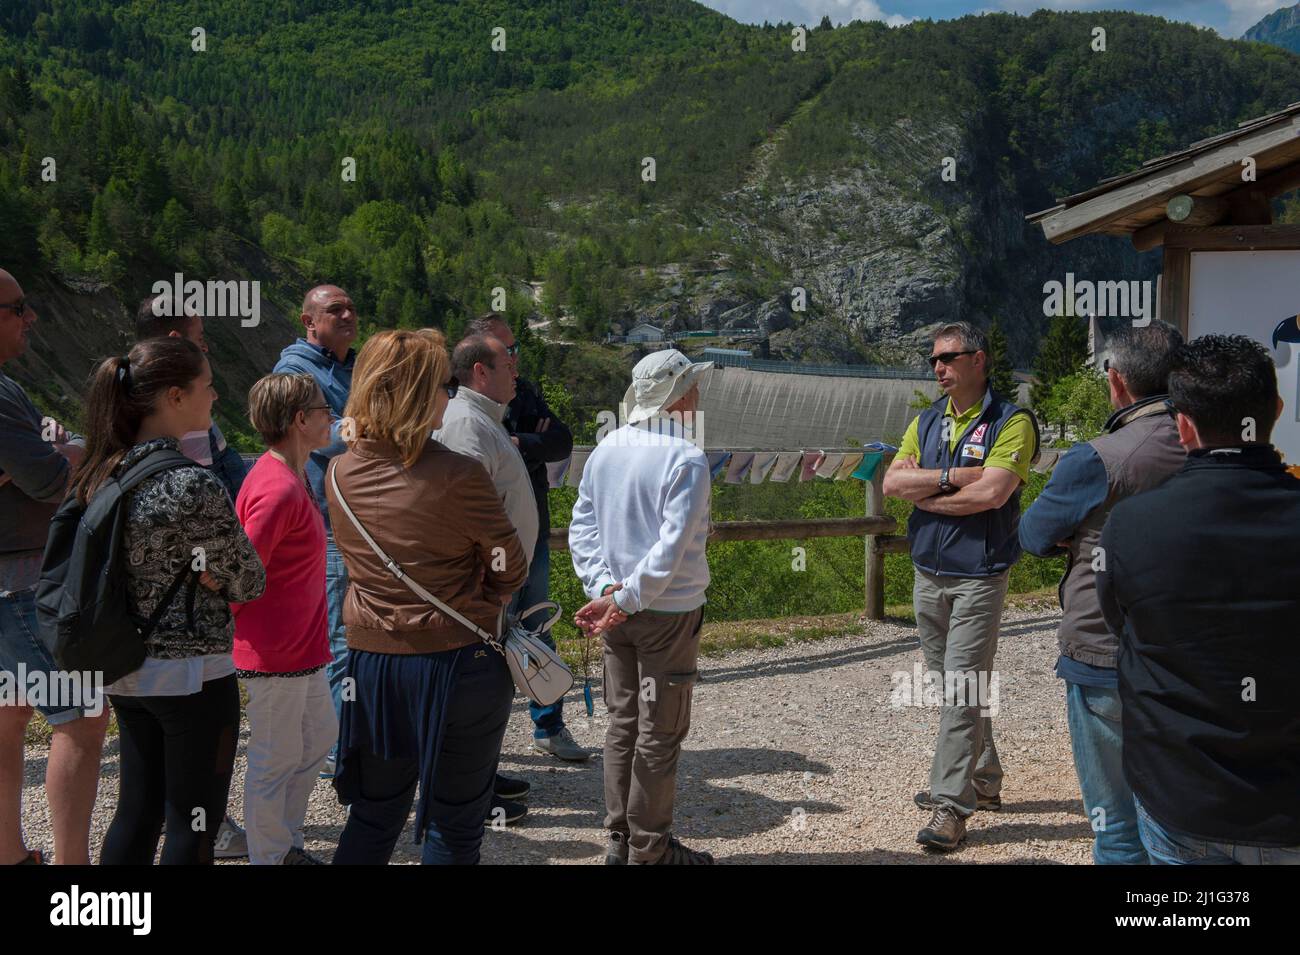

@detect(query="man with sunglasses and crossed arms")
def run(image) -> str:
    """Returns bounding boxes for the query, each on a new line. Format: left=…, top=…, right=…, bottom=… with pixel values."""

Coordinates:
left=0, top=269, right=110, bottom=865
left=883, top=321, right=1038, bottom=851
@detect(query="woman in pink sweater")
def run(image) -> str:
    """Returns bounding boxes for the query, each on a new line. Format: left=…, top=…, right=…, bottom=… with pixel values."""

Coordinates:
left=233, top=373, right=335, bottom=865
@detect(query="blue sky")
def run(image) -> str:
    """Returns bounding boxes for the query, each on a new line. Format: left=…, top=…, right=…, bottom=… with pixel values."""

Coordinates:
left=697, top=1, right=1290, bottom=37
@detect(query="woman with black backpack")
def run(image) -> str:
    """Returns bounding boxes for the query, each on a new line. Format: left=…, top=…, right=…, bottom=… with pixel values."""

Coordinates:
left=71, top=337, right=265, bottom=864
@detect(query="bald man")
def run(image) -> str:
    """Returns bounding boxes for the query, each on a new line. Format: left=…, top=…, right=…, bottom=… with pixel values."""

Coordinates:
left=0, top=268, right=110, bottom=864
left=273, top=285, right=359, bottom=775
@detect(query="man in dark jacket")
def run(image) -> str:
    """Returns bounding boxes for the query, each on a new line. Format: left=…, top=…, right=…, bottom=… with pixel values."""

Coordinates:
left=471, top=314, right=589, bottom=762
left=1020, top=320, right=1184, bottom=865
left=1098, top=334, right=1300, bottom=864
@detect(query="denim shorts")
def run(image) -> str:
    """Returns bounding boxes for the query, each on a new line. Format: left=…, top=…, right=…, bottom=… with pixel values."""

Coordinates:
left=0, top=589, right=94, bottom=725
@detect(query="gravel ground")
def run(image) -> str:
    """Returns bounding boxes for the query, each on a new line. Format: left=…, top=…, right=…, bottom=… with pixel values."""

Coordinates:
left=21, top=606, right=1093, bottom=864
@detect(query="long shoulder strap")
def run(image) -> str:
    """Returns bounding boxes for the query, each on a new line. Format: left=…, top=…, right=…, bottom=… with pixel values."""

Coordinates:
left=327, top=460, right=498, bottom=645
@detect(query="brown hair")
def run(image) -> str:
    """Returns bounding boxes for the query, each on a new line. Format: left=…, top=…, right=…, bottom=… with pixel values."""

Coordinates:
left=72, top=337, right=207, bottom=504
left=248, top=373, right=321, bottom=445
left=343, top=328, right=447, bottom=467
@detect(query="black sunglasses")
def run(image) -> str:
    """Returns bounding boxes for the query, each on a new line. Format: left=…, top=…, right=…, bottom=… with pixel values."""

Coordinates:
left=0, top=299, right=28, bottom=317
left=444, top=376, right=459, bottom=399
left=928, top=350, right=976, bottom=368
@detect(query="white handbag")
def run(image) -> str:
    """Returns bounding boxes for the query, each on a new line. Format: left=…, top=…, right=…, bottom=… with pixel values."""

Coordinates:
left=329, top=464, right=575, bottom=707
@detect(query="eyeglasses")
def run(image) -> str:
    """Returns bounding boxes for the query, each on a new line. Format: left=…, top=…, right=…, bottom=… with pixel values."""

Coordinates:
left=444, top=376, right=459, bottom=399
left=0, top=300, right=28, bottom=317
left=304, top=405, right=336, bottom=417
left=928, top=350, right=976, bottom=368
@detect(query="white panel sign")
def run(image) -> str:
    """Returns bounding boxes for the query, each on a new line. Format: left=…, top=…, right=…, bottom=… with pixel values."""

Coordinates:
left=1188, top=250, right=1300, bottom=465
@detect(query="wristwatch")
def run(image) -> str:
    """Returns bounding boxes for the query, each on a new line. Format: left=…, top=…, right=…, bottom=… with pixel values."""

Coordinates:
left=939, top=467, right=955, bottom=494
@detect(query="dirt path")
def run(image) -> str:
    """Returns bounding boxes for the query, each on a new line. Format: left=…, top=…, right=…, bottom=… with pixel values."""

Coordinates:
left=21, top=607, right=1092, bottom=864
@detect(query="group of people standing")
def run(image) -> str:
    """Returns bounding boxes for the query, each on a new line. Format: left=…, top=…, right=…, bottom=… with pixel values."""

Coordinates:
left=885, top=320, right=1300, bottom=864
left=4, top=265, right=718, bottom=866
left=4, top=261, right=1296, bottom=866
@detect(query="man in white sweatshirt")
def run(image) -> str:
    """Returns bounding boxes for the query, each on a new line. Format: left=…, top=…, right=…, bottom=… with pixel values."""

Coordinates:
left=570, top=349, right=715, bottom=865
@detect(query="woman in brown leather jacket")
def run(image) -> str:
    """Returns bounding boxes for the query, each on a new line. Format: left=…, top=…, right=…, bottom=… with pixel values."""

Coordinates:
left=325, top=328, right=526, bottom=865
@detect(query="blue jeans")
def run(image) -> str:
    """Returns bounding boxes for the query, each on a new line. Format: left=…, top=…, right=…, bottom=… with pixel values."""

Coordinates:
left=1135, top=798, right=1300, bottom=865
left=510, top=533, right=563, bottom=740
left=332, top=647, right=514, bottom=865
left=0, top=590, right=87, bottom=725
left=325, top=538, right=349, bottom=758
left=1065, top=681, right=1146, bottom=865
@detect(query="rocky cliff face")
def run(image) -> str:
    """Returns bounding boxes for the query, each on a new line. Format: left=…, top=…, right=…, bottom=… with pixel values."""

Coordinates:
left=1245, top=4, right=1300, bottom=52
left=612, top=111, right=1160, bottom=371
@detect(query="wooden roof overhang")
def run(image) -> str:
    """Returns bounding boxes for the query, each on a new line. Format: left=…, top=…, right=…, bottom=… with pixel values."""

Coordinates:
left=1026, top=101, right=1300, bottom=252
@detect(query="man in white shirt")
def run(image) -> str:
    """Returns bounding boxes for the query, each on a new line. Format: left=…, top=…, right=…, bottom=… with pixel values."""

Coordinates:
left=434, top=335, right=538, bottom=566
left=432, top=332, right=538, bottom=825
left=570, top=349, right=715, bottom=865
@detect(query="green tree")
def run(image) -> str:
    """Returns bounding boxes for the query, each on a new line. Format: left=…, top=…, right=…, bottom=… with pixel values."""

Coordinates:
left=1039, top=370, right=1110, bottom=444
left=986, top=317, right=1018, bottom=401
left=5, top=60, right=34, bottom=114
left=1031, top=314, right=1088, bottom=416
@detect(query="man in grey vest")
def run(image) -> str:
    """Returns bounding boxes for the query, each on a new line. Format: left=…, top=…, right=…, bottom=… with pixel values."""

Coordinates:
left=883, top=321, right=1039, bottom=851
left=1020, top=320, right=1184, bottom=864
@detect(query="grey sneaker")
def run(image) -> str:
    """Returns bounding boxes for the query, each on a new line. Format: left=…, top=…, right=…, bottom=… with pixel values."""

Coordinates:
left=914, top=790, right=1001, bottom=812
left=650, top=836, right=715, bottom=865
left=282, top=846, right=325, bottom=865
left=214, top=816, right=248, bottom=860
left=605, top=831, right=629, bottom=865
left=532, top=728, right=591, bottom=762
left=916, top=806, right=966, bottom=851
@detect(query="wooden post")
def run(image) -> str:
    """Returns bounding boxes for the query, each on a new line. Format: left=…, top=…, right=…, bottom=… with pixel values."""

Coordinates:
left=864, top=464, right=886, bottom=621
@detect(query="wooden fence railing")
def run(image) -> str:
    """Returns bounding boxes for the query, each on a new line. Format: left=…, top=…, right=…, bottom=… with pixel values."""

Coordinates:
left=547, top=448, right=907, bottom=620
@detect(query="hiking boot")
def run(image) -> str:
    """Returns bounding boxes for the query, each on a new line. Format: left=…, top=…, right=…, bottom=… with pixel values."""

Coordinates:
left=916, top=806, right=966, bottom=851
left=214, top=816, right=248, bottom=860
left=914, top=790, right=1001, bottom=812
left=487, top=797, right=527, bottom=828
left=281, top=846, right=325, bottom=865
left=532, top=728, right=591, bottom=762
left=649, top=836, right=715, bottom=865
left=605, top=831, right=629, bottom=865
left=494, top=773, right=531, bottom=800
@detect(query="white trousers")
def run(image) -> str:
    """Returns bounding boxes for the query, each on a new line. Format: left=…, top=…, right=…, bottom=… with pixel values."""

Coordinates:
left=242, top=670, right=338, bottom=865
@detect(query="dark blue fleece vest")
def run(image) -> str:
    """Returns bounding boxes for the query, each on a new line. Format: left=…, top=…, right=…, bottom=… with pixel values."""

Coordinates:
left=907, top=388, right=1037, bottom=578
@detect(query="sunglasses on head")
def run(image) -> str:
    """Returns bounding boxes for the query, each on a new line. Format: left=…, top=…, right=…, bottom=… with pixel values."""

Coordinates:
left=0, top=299, right=28, bottom=317
left=927, top=350, right=975, bottom=368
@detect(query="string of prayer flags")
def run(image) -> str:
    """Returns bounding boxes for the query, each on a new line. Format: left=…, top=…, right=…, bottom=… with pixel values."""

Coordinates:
left=799, top=451, right=825, bottom=481
left=749, top=451, right=779, bottom=484
left=546, top=457, right=571, bottom=489
left=815, top=452, right=845, bottom=479
left=724, top=452, right=757, bottom=484
left=834, top=452, right=864, bottom=480
left=768, top=451, right=802, bottom=483
left=564, top=449, right=591, bottom=488
left=706, top=451, right=732, bottom=480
